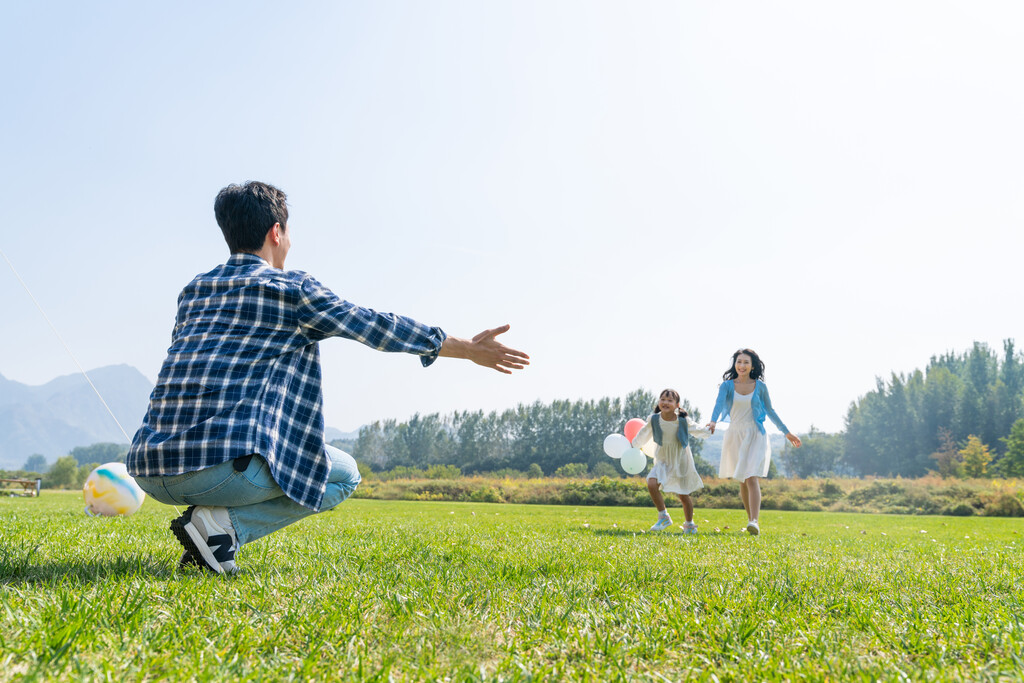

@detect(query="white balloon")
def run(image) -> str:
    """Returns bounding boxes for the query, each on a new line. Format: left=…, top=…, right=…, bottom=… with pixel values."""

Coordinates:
left=620, top=448, right=648, bottom=475
left=603, top=433, right=630, bottom=459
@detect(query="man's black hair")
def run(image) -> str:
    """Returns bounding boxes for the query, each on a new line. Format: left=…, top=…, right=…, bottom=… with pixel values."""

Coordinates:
left=214, top=181, right=289, bottom=253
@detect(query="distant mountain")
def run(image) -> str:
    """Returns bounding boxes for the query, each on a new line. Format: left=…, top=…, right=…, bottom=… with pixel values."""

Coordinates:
left=0, top=365, right=356, bottom=470
left=0, top=365, right=154, bottom=469
left=325, top=427, right=361, bottom=442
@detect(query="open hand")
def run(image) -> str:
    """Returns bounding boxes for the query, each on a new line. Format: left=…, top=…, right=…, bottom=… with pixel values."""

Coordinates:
left=440, top=324, right=530, bottom=374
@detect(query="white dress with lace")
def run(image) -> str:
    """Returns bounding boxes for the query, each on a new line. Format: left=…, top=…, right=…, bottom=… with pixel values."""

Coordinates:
left=718, top=391, right=771, bottom=481
left=631, top=416, right=707, bottom=495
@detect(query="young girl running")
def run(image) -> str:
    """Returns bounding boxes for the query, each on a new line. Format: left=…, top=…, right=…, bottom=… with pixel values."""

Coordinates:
left=631, top=389, right=710, bottom=534
left=707, top=348, right=801, bottom=535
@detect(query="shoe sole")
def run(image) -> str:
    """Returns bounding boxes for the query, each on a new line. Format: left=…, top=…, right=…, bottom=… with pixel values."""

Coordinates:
left=170, top=514, right=224, bottom=574
left=178, top=551, right=202, bottom=570
left=746, top=524, right=760, bottom=536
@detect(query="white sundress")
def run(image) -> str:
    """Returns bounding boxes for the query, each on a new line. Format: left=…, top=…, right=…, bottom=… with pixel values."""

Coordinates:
left=632, top=417, right=706, bottom=495
left=718, top=391, right=772, bottom=481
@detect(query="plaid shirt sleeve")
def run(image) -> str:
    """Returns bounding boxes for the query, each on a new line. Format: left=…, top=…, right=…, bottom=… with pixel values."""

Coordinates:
left=296, top=275, right=447, bottom=366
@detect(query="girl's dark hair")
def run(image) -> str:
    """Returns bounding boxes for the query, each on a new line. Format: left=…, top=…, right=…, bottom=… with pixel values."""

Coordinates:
left=653, top=388, right=688, bottom=418
left=722, top=348, right=766, bottom=381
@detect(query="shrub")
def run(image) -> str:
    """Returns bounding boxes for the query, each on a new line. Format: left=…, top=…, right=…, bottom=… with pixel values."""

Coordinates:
left=777, top=496, right=801, bottom=511
left=982, top=494, right=1024, bottom=517
left=554, top=463, right=588, bottom=478
left=468, top=486, right=504, bottom=503
left=377, top=465, right=424, bottom=481
left=43, top=456, right=80, bottom=489
left=490, top=468, right=527, bottom=479
left=75, top=463, right=101, bottom=488
left=819, top=480, right=844, bottom=497
left=355, top=461, right=373, bottom=481
left=943, top=503, right=975, bottom=516
left=702, top=481, right=741, bottom=499
left=846, top=480, right=907, bottom=506
left=352, top=483, right=375, bottom=499
left=424, top=464, right=462, bottom=479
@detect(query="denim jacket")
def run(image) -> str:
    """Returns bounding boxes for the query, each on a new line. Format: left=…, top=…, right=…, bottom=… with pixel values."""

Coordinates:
left=710, top=379, right=790, bottom=435
left=650, top=413, right=690, bottom=446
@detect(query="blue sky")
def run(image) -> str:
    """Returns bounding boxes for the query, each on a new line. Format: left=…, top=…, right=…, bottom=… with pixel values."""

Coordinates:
left=3, top=1, right=1023, bottom=435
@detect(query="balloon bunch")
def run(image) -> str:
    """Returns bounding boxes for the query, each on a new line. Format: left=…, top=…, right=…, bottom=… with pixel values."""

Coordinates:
left=603, top=418, right=649, bottom=475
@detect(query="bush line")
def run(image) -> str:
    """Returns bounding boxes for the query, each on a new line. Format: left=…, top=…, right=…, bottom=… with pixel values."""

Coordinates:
left=350, top=474, right=1024, bottom=517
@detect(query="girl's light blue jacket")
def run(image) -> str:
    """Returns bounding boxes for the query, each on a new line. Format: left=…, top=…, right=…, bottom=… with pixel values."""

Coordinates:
left=710, top=379, right=791, bottom=435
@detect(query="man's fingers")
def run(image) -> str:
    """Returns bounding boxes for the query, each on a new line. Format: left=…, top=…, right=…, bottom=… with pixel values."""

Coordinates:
left=499, top=351, right=529, bottom=365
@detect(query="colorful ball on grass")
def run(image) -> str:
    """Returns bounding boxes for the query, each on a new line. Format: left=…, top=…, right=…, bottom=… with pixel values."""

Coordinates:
left=619, top=447, right=648, bottom=475
left=82, top=463, right=146, bottom=516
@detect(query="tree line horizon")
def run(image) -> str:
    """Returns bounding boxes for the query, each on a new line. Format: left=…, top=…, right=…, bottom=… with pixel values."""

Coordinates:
left=11, top=339, right=1024, bottom=481
left=339, top=339, right=1024, bottom=479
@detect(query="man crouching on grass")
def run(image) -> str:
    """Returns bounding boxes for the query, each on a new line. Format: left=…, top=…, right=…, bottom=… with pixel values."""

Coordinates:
left=127, top=181, right=529, bottom=574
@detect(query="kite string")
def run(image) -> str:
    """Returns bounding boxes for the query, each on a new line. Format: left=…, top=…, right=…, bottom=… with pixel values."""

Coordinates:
left=0, top=245, right=133, bottom=443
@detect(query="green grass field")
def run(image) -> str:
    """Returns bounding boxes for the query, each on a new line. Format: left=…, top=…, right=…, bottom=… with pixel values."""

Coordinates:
left=2, top=492, right=1022, bottom=681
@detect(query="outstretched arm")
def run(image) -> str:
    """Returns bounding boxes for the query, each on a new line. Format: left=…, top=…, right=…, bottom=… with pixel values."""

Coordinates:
left=761, top=384, right=802, bottom=448
left=438, top=324, right=530, bottom=374
left=687, top=417, right=713, bottom=439
left=631, top=419, right=654, bottom=448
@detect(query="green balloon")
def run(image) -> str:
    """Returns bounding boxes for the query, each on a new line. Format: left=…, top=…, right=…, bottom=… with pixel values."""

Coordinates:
left=620, top=447, right=647, bottom=475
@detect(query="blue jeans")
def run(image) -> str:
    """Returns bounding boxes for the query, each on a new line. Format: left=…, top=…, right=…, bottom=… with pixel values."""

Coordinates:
left=135, top=445, right=361, bottom=545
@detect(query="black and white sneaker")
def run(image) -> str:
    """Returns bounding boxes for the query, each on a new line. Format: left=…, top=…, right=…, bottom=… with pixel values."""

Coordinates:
left=170, top=505, right=239, bottom=574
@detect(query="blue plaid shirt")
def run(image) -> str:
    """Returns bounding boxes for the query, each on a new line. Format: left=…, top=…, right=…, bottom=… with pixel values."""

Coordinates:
left=127, top=253, right=446, bottom=510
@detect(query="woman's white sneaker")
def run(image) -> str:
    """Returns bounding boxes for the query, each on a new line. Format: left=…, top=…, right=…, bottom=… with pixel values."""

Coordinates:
left=746, top=520, right=760, bottom=536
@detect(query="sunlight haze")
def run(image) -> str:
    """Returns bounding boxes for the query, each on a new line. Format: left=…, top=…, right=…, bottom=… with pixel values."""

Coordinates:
left=2, top=1, right=1022, bottom=436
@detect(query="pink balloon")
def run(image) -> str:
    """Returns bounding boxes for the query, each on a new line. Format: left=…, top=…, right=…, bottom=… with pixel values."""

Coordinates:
left=623, top=418, right=646, bottom=443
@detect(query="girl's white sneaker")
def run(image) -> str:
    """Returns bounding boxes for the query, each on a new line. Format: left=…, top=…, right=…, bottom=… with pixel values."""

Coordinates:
left=746, top=520, right=760, bottom=536
left=681, top=522, right=698, bottom=535
left=650, top=516, right=673, bottom=532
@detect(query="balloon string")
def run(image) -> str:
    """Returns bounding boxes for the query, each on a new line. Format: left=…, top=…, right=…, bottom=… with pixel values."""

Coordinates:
left=0, top=245, right=133, bottom=443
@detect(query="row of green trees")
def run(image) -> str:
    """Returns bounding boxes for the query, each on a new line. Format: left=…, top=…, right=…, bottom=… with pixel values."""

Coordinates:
left=782, top=340, right=1024, bottom=478
left=7, top=443, right=130, bottom=489
left=349, top=389, right=714, bottom=476
left=19, top=443, right=129, bottom=475
left=6, top=455, right=107, bottom=490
